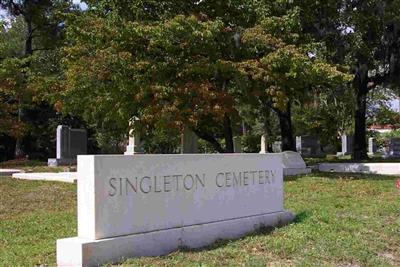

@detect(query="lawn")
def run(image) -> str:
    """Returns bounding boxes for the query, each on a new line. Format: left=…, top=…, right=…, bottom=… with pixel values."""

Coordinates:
left=0, top=159, right=75, bottom=173
left=0, top=173, right=399, bottom=266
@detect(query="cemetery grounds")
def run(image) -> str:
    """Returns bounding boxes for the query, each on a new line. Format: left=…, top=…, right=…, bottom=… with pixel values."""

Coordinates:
left=0, top=161, right=399, bottom=266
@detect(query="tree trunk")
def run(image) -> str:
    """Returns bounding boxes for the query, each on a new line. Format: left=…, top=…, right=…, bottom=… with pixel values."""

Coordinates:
left=14, top=17, right=34, bottom=158
left=25, top=18, right=33, bottom=56
left=277, top=103, right=296, bottom=151
left=193, top=128, right=225, bottom=153
left=352, top=63, right=369, bottom=160
left=223, top=114, right=234, bottom=153
left=14, top=99, right=24, bottom=158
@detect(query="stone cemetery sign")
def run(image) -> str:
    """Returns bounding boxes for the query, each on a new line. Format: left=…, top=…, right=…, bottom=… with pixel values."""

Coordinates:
left=57, top=154, right=293, bottom=266
left=48, top=125, right=87, bottom=166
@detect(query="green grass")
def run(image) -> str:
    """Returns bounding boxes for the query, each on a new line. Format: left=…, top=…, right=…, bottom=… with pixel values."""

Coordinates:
left=304, top=154, right=400, bottom=165
left=1, top=173, right=399, bottom=266
left=0, top=159, right=75, bottom=173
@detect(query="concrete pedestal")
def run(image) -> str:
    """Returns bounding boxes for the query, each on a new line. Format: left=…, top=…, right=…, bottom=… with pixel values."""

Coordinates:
left=57, top=211, right=294, bottom=267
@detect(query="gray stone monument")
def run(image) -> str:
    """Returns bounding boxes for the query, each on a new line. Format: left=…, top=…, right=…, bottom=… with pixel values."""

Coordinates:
left=125, top=117, right=143, bottom=155
left=296, top=136, right=323, bottom=157
left=181, top=127, right=198, bottom=153
left=48, top=125, right=87, bottom=166
left=340, top=135, right=353, bottom=155
left=233, top=136, right=242, bottom=153
left=272, top=141, right=282, bottom=153
left=368, top=137, right=377, bottom=155
left=387, top=138, right=400, bottom=157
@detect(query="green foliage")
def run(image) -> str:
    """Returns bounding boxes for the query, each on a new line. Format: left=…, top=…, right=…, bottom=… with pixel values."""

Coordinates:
left=60, top=1, right=352, bottom=152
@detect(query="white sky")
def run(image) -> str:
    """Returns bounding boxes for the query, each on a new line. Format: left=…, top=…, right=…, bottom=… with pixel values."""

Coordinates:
left=73, top=0, right=88, bottom=10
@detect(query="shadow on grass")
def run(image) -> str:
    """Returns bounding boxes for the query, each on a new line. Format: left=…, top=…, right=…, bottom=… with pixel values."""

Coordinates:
left=110, top=211, right=310, bottom=265
left=311, top=171, right=398, bottom=181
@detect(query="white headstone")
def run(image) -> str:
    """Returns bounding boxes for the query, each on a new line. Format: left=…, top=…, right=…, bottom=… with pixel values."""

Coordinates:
left=368, top=137, right=377, bottom=155
left=57, top=154, right=294, bottom=266
left=259, top=134, right=267, bottom=154
left=125, top=117, right=143, bottom=155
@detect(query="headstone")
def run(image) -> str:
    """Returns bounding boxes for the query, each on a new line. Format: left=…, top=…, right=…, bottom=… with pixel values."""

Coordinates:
left=48, top=125, right=87, bottom=166
left=233, top=136, right=242, bottom=153
left=296, top=136, right=323, bottom=157
left=368, top=137, right=377, bottom=155
left=387, top=138, right=400, bottom=157
left=57, top=154, right=294, bottom=266
left=125, top=117, right=143, bottom=155
left=340, top=135, right=353, bottom=155
left=280, top=151, right=311, bottom=176
left=259, top=134, right=267, bottom=154
left=181, top=127, right=198, bottom=153
left=272, top=141, right=282, bottom=153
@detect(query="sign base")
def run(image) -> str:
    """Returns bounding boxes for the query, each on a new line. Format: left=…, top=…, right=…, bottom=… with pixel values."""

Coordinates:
left=57, top=211, right=294, bottom=267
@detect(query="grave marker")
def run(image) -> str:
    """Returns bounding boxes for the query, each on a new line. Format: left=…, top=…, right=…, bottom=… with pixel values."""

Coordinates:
left=48, top=125, right=87, bottom=166
left=296, top=136, right=323, bottom=157
left=233, top=136, right=242, bottom=153
left=125, top=117, right=143, bottom=155
left=340, top=135, right=353, bottom=155
left=272, top=141, right=282, bottom=153
left=368, top=137, right=377, bottom=155
left=259, top=134, right=267, bottom=154
left=181, top=127, right=198, bottom=153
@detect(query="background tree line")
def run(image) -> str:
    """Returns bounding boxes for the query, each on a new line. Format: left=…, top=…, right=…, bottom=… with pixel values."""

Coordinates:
left=0, top=0, right=399, bottom=161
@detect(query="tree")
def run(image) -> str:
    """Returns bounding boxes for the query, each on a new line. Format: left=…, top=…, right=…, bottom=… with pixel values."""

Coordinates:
left=0, top=0, right=72, bottom=158
left=296, top=0, right=400, bottom=159
left=60, top=1, right=352, bottom=154
left=235, top=5, right=352, bottom=151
